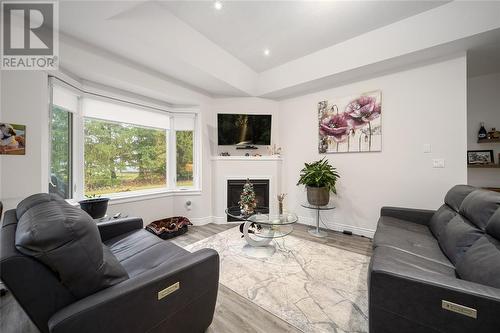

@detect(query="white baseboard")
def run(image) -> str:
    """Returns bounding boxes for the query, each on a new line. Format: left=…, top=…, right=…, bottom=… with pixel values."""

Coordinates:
left=188, top=216, right=214, bottom=225
left=189, top=216, right=231, bottom=225
left=189, top=215, right=374, bottom=238
left=298, top=216, right=375, bottom=239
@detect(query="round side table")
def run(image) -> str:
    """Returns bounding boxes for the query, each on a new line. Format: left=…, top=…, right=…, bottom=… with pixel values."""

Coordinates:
left=300, top=202, right=336, bottom=237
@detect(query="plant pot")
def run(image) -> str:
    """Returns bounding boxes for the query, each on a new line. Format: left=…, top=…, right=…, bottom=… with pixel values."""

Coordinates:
left=306, top=186, right=330, bottom=206
left=79, top=198, right=109, bottom=219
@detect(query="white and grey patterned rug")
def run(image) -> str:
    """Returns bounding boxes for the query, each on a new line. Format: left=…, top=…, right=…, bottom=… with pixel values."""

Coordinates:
left=185, top=226, right=369, bottom=333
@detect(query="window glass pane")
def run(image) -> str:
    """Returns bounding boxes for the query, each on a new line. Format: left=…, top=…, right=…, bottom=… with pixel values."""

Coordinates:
left=176, top=131, right=194, bottom=187
left=84, top=118, right=167, bottom=196
left=50, top=106, right=72, bottom=199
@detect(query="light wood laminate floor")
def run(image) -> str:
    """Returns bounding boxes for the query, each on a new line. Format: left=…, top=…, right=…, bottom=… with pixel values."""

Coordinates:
left=0, top=223, right=371, bottom=333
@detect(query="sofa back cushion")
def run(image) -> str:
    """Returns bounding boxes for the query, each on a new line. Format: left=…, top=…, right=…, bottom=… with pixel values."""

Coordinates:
left=444, top=185, right=476, bottom=212
left=486, top=209, right=500, bottom=240
left=439, top=215, right=483, bottom=265
left=429, top=185, right=476, bottom=239
left=429, top=205, right=456, bottom=239
left=456, top=235, right=500, bottom=289
left=15, top=194, right=128, bottom=299
left=459, top=189, right=500, bottom=230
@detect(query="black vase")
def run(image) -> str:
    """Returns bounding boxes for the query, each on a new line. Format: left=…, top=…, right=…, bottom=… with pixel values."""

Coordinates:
left=79, top=198, right=109, bottom=219
left=478, top=122, right=487, bottom=140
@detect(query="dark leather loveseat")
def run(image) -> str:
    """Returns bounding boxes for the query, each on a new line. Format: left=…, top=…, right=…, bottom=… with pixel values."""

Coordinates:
left=0, top=194, right=219, bottom=333
left=369, top=185, right=500, bottom=332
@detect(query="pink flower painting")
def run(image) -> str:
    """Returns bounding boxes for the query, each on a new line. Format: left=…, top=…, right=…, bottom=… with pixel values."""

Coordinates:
left=318, top=90, right=382, bottom=153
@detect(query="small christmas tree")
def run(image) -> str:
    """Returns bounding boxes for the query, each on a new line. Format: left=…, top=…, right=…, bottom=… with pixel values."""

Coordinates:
left=239, top=179, right=257, bottom=215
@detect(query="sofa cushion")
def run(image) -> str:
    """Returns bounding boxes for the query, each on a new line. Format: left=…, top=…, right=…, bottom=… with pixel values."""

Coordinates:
left=105, top=229, right=189, bottom=278
left=428, top=204, right=456, bottom=239
left=486, top=208, right=500, bottom=240
left=439, top=215, right=484, bottom=265
left=459, top=189, right=500, bottom=230
left=444, top=185, right=476, bottom=212
left=456, top=236, right=500, bottom=289
left=373, top=216, right=452, bottom=267
left=370, top=246, right=456, bottom=279
left=15, top=194, right=128, bottom=299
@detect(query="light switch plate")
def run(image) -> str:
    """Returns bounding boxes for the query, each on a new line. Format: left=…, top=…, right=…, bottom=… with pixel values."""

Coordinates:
left=423, top=144, right=431, bottom=153
left=433, top=159, right=445, bottom=168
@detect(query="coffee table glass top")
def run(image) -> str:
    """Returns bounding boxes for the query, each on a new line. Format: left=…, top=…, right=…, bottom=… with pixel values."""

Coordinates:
left=300, top=202, right=336, bottom=210
left=225, top=206, right=269, bottom=221
left=225, top=206, right=298, bottom=239
left=225, top=206, right=297, bottom=226
left=247, top=212, right=298, bottom=226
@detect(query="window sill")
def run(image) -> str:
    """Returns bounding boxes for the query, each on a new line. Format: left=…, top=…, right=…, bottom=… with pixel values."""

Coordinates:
left=68, top=188, right=202, bottom=206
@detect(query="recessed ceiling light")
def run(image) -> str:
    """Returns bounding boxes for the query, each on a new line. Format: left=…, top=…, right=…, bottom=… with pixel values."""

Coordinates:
left=214, top=1, right=222, bottom=10
left=263, top=48, right=271, bottom=56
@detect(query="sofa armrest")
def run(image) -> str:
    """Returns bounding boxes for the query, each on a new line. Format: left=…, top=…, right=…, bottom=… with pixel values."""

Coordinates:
left=48, top=249, right=219, bottom=333
left=370, top=264, right=500, bottom=333
left=380, top=206, right=435, bottom=226
left=97, top=217, right=143, bottom=241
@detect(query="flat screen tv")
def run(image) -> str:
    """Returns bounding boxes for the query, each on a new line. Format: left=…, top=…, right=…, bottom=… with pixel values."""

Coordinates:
left=217, top=114, right=272, bottom=146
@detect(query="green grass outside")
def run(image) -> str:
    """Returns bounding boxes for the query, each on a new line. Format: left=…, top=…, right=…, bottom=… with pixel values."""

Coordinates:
left=85, top=172, right=194, bottom=196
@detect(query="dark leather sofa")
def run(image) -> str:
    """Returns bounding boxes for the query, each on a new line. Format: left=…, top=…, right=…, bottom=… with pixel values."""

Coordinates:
left=369, top=185, right=500, bottom=333
left=0, top=194, right=219, bottom=333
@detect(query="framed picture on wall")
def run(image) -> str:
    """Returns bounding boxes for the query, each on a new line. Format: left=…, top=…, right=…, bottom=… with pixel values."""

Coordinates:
left=467, top=150, right=494, bottom=165
left=0, top=123, right=26, bottom=155
left=318, top=90, right=382, bottom=153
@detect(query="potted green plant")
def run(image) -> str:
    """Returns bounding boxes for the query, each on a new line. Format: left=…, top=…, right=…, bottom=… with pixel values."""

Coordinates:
left=297, top=158, right=340, bottom=206
left=79, top=194, right=110, bottom=219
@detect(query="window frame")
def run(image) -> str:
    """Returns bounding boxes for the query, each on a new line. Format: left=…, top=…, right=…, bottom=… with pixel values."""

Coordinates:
left=49, top=104, right=74, bottom=199
left=48, top=77, right=202, bottom=203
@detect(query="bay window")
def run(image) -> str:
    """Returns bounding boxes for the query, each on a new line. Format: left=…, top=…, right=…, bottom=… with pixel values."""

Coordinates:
left=49, top=78, right=200, bottom=200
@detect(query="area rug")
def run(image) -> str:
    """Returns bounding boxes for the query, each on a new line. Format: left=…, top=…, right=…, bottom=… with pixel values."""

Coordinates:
left=184, top=226, right=369, bottom=333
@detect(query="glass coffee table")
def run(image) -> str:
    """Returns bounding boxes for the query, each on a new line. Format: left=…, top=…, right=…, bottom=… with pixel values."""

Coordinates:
left=225, top=206, right=298, bottom=257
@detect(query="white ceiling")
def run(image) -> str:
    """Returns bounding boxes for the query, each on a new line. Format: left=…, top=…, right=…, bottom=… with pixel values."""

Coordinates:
left=57, top=1, right=500, bottom=99
left=160, top=1, right=447, bottom=72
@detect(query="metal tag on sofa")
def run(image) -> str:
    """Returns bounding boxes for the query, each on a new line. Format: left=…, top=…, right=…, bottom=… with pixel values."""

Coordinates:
left=442, top=300, right=477, bottom=319
left=158, top=282, right=180, bottom=300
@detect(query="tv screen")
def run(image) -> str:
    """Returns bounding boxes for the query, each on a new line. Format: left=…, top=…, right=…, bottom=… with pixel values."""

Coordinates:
left=217, top=114, right=272, bottom=146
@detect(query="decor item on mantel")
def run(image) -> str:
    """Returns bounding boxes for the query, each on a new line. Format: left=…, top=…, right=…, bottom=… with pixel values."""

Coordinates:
left=318, top=90, right=382, bottom=153
left=297, top=158, right=340, bottom=206
left=239, top=179, right=258, bottom=215
left=267, top=143, right=282, bottom=156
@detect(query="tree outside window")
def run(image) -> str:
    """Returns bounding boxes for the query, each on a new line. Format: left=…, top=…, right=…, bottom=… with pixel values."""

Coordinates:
left=84, top=118, right=167, bottom=196
left=176, top=131, right=194, bottom=187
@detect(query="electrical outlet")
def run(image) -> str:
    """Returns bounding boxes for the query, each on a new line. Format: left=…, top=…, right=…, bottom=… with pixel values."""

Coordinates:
left=432, top=159, right=445, bottom=168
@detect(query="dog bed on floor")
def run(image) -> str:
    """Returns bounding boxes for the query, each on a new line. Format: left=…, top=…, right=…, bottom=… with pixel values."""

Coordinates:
left=145, top=216, right=193, bottom=239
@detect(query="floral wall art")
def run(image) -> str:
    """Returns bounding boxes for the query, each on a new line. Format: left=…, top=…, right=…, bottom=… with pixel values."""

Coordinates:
left=318, top=91, right=382, bottom=153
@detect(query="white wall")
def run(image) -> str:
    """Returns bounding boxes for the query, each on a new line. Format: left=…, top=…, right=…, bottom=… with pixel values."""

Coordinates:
left=467, top=72, right=500, bottom=188
left=279, top=56, right=468, bottom=237
left=1, top=71, right=49, bottom=210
